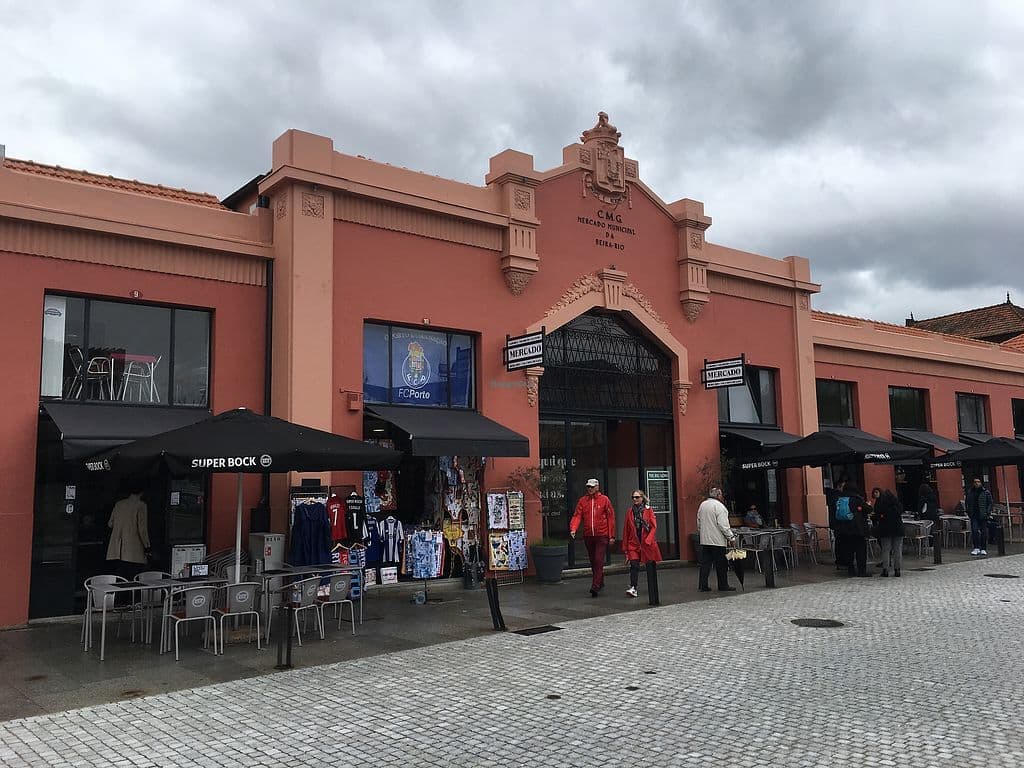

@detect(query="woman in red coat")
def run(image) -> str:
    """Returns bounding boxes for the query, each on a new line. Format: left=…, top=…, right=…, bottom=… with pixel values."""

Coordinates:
left=621, top=490, right=662, bottom=597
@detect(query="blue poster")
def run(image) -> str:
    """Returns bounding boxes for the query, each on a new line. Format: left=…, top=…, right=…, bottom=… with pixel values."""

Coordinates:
left=390, top=328, right=447, bottom=406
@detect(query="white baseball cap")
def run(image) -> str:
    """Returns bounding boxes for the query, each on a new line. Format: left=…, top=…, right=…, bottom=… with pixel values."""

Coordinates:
left=586, top=478, right=599, bottom=487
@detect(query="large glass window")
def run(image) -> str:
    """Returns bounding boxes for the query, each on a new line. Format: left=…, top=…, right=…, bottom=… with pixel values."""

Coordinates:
left=40, top=294, right=210, bottom=407
left=889, top=386, right=927, bottom=430
left=717, top=367, right=777, bottom=425
left=816, top=379, right=855, bottom=427
left=362, top=322, right=475, bottom=409
left=956, top=393, right=988, bottom=434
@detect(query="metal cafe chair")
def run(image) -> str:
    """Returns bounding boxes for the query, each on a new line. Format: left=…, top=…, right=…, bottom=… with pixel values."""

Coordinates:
left=268, top=576, right=324, bottom=646
left=212, top=581, right=262, bottom=654
left=789, top=524, right=817, bottom=566
left=81, top=575, right=133, bottom=651
left=161, top=585, right=217, bottom=661
left=317, top=573, right=355, bottom=635
left=135, top=570, right=172, bottom=644
left=941, top=515, right=970, bottom=549
left=903, top=520, right=933, bottom=558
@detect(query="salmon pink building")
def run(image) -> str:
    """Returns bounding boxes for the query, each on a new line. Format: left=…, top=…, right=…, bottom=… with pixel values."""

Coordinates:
left=3, top=114, right=1024, bottom=627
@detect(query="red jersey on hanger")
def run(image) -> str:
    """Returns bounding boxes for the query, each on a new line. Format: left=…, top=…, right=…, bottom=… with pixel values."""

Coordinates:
left=328, top=496, right=347, bottom=541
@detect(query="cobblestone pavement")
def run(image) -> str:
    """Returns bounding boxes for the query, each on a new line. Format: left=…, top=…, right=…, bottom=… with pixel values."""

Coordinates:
left=2, top=555, right=1022, bottom=767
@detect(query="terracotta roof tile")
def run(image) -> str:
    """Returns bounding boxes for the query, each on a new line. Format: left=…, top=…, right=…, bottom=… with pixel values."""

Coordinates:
left=811, top=309, right=1004, bottom=350
left=3, top=158, right=224, bottom=209
left=909, top=301, right=1024, bottom=340
left=1001, top=333, right=1024, bottom=352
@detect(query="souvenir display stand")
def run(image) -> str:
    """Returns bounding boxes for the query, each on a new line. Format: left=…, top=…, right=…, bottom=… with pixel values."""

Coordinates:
left=486, top=488, right=528, bottom=587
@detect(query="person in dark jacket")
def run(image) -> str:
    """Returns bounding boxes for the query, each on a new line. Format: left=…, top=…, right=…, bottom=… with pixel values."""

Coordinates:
left=917, top=482, right=941, bottom=548
left=835, top=483, right=870, bottom=576
left=965, top=477, right=994, bottom=556
left=874, top=488, right=903, bottom=577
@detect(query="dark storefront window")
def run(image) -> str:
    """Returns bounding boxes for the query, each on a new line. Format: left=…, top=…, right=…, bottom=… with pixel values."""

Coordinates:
left=40, top=294, right=210, bottom=407
left=362, top=322, right=475, bottom=409
left=889, top=386, right=927, bottom=430
left=956, top=393, right=988, bottom=434
left=1013, top=399, right=1024, bottom=436
left=816, top=379, right=855, bottom=427
left=718, top=367, right=777, bottom=425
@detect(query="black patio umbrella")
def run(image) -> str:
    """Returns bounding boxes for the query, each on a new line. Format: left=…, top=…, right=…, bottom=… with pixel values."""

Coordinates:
left=741, top=429, right=927, bottom=470
left=932, top=436, right=1024, bottom=468
left=85, top=407, right=402, bottom=578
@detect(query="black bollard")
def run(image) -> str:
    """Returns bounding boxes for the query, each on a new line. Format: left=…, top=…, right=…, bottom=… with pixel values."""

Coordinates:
left=933, top=528, right=942, bottom=564
left=485, top=577, right=506, bottom=631
left=997, top=522, right=1006, bottom=556
left=275, top=602, right=294, bottom=670
left=646, top=561, right=660, bottom=606
left=764, top=538, right=777, bottom=589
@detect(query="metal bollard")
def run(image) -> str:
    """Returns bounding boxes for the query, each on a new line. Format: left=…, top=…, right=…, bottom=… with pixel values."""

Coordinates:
left=485, top=577, right=506, bottom=631
left=275, top=603, right=294, bottom=670
left=997, top=523, right=1006, bottom=556
left=933, top=532, right=942, bottom=565
left=646, top=561, right=660, bottom=606
left=764, top=538, right=777, bottom=589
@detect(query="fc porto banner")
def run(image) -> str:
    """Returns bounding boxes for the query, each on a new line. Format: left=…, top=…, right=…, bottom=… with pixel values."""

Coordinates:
left=391, top=328, right=448, bottom=405
left=701, top=354, right=745, bottom=389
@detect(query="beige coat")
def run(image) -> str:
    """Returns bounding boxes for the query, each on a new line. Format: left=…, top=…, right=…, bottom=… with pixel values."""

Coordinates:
left=696, top=497, right=735, bottom=547
left=106, top=494, right=150, bottom=563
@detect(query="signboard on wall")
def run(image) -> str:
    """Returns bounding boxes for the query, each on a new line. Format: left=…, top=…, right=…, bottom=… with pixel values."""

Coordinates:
left=701, top=354, right=745, bottom=389
left=645, top=469, right=673, bottom=515
left=504, top=329, right=545, bottom=371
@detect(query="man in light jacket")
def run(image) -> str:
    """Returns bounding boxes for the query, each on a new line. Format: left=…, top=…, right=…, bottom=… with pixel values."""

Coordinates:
left=696, top=487, right=737, bottom=592
left=570, top=478, right=616, bottom=597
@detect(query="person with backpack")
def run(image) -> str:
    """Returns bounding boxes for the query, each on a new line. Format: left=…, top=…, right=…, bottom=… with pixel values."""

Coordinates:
left=835, top=482, right=870, bottom=577
left=873, top=488, right=903, bottom=577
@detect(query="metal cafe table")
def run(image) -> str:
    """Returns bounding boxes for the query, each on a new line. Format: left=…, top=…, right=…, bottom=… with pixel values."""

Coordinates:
left=254, top=564, right=365, bottom=636
left=87, top=576, right=227, bottom=661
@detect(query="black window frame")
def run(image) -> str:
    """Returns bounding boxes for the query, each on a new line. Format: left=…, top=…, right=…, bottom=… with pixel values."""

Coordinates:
left=1013, top=399, right=1024, bottom=436
left=40, top=291, right=211, bottom=409
left=888, top=386, right=928, bottom=431
left=816, top=379, right=856, bottom=427
left=717, top=366, right=779, bottom=426
left=956, top=392, right=988, bottom=434
left=362, top=321, right=476, bottom=410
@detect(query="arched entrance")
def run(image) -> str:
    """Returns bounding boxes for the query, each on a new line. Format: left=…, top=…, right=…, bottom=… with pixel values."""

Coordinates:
left=538, top=310, right=679, bottom=566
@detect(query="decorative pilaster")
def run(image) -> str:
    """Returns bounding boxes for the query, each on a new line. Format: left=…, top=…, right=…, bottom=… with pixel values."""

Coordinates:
left=525, top=366, right=543, bottom=407
left=674, top=382, right=690, bottom=415
left=485, top=149, right=542, bottom=296
left=669, top=198, right=712, bottom=322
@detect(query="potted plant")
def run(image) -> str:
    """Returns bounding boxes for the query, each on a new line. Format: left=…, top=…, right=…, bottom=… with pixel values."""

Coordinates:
left=508, top=465, right=568, bottom=583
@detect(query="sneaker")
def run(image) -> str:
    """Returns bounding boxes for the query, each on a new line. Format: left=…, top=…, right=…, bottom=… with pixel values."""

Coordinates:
left=971, top=548, right=981, bottom=556
left=980, top=550, right=988, bottom=556
left=626, top=587, right=638, bottom=597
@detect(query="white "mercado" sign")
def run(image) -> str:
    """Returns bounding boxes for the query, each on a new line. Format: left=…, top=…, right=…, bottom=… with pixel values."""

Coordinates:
left=701, top=354, right=745, bottom=389
left=504, top=329, right=545, bottom=371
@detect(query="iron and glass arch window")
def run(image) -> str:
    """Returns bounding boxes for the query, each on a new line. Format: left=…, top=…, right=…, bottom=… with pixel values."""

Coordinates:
left=363, top=322, right=475, bottom=409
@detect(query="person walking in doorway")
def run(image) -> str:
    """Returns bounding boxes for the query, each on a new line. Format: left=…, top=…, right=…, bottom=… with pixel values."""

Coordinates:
left=570, top=478, right=616, bottom=597
left=966, top=476, right=994, bottom=556
left=106, top=487, right=151, bottom=582
left=696, top=487, right=737, bottom=592
left=621, top=490, right=661, bottom=597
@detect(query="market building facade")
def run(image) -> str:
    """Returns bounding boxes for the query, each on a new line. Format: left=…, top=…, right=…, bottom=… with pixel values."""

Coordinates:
left=3, top=114, right=1024, bottom=628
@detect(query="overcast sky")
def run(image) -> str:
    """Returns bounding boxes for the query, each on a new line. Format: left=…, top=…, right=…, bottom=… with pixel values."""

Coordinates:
left=4, top=1, right=1022, bottom=323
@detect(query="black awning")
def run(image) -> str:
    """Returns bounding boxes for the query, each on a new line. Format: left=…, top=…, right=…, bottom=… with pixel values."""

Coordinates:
left=959, top=431, right=992, bottom=446
left=366, top=405, right=530, bottom=457
left=720, top=426, right=802, bottom=451
left=891, top=428, right=968, bottom=454
left=41, top=403, right=210, bottom=460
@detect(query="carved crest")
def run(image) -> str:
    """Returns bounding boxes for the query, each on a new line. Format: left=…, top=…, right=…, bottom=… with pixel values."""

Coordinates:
left=581, top=112, right=629, bottom=205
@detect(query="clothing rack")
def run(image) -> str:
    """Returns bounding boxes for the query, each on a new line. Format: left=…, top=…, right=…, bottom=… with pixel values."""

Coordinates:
left=486, top=487, right=526, bottom=587
left=409, top=525, right=444, bottom=605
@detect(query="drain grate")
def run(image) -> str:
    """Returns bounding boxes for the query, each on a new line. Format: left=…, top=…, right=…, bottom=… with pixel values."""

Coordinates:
left=911, top=567, right=935, bottom=571
left=625, top=685, right=640, bottom=691
left=514, top=625, right=563, bottom=636
left=545, top=694, right=562, bottom=700
left=24, top=675, right=47, bottom=682
left=643, top=670, right=656, bottom=675
left=984, top=574, right=1020, bottom=579
left=791, top=618, right=845, bottom=628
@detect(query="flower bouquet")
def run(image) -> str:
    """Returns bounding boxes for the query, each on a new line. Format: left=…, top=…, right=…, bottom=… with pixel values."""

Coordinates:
left=725, top=546, right=747, bottom=588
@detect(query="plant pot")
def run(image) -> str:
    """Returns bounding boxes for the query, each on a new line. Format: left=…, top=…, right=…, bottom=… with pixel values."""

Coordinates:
left=530, top=544, right=567, bottom=583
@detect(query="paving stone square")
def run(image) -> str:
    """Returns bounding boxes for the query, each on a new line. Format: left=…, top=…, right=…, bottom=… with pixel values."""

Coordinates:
left=1, top=555, right=1023, bottom=767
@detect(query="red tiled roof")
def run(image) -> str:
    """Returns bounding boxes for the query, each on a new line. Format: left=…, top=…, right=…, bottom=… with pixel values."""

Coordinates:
left=908, top=301, right=1024, bottom=340
left=1001, top=333, right=1024, bottom=352
left=811, top=309, right=1015, bottom=351
left=2, top=158, right=224, bottom=209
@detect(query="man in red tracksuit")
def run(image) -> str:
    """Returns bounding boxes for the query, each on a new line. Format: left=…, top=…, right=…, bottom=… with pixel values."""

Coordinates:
left=570, top=478, right=616, bottom=597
